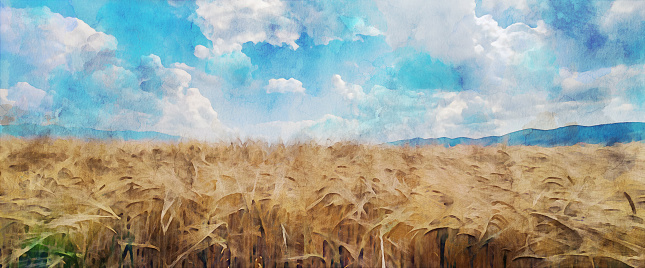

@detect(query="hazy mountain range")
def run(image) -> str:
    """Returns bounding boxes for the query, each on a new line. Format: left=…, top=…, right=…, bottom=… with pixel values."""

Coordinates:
left=390, top=122, right=645, bottom=147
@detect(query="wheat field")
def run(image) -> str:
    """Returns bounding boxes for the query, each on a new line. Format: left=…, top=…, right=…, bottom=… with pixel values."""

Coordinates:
left=0, top=137, right=644, bottom=267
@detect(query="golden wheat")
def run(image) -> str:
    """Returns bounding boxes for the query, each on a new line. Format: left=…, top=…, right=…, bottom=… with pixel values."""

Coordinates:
left=0, top=137, right=643, bottom=267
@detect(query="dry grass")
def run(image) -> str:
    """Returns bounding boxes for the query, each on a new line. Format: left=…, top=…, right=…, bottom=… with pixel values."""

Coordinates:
left=0, top=137, right=644, bottom=267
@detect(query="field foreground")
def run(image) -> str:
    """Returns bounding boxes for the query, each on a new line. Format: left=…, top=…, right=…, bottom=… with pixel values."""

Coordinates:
left=1, top=138, right=644, bottom=267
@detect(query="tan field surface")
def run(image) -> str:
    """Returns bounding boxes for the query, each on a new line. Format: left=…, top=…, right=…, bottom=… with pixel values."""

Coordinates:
left=1, top=138, right=644, bottom=267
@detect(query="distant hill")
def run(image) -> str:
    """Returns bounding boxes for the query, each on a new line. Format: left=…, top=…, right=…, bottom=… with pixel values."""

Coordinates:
left=390, top=122, right=645, bottom=147
left=0, top=124, right=180, bottom=141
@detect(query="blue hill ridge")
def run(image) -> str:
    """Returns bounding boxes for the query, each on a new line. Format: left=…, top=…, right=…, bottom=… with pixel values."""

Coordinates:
left=0, top=124, right=180, bottom=141
left=390, top=122, right=645, bottom=147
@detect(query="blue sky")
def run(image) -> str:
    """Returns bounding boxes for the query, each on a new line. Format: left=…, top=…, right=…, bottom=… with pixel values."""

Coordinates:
left=1, top=0, right=643, bottom=142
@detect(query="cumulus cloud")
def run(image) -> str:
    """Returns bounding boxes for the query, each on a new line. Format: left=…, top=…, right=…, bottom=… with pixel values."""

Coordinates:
left=240, top=85, right=455, bottom=143
left=372, top=0, right=551, bottom=96
left=422, top=91, right=501, bottom=138
left=204, top=51, right=256, bottom=87
left=549, top=64, right=645, bottom=126
left=0, top=89, right=13, bottom=121
left=374, top=0, right=481, bottom=63
left=284, top=86, right=497, bottom=142
left=194, top=0, right=385, bottom=55
left=195, top=0, right=300, bottom=55
left=598, top=0, right=645, bottom=61
left=266, top=78, right=306, bottom=94
left=283, top=0, right=385, bottom=45
left=476, top=63, right=645, bottom=134
left=0, top=89, right=11, bottom=106
left=332, top=74, right=364, bottom=100
left=155, top=87, right=229, bottom=140
left=304, top=66, right=638, bottom=142
left=138, top=55, right=192, bottom=97
left=601, top=0, right=645, bottom=33
left=252, top=84, right=505, bottom=142
left=134, top=55, right=233, bottom=140
left=0, top=82, right=51, bottom=124
left=3, top=82, right=48, bottom=111
left=0, top=6, right=117, bottom=75
left=194, top=44, right=211, bottom=59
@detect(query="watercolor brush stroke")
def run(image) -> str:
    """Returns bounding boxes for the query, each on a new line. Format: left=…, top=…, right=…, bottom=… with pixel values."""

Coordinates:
left=1, top=0, right=644, bottom=267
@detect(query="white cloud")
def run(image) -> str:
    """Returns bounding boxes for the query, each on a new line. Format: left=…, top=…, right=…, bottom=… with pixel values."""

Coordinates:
left=599, top=0, right=645, bottom=47
left=482, top=63, right=645, bottom=132
left=155, top=87, right=232, bottom=141
left=266, top=78, right=306, bottom=94
left=5, top=82, right=48, bottom=112
left=0, top=82, right=53, bottom=124
left=194, top=44, right=211, bottom=59
left=286, top=87, right=498, bottom=142
left=604, top=97, right=644, bottom=123
left=373, top=0, right=549, bottom=80
left=372, top=0, right=553, bottom=116
left=172, top=62, right=196, bottom=71
left=195, top=0, right=300, bottom=55
left=557, top=64, right=643, bottom=101
left=193, top=0, right=387, bottom=56
left=283, top=0, right=386, bottom=45
left=0, top=7, right=117, bottom=74
left=331, top=74, right=365, bottom=100
left=139, top=55, right=193, bottom=97
left=435, top=96, right=468, bottom=124
left=423, top=91, right=499, bottom=139
left=136, top=55, right=233, bottom=140
left=0, top=88, right=11, bottom=106
left=440, top=62, right=644, bottom=137
left=601, top=0, right=645, bottom=30
left=374, top=0, right=481, bottom=63
left=0, top=89, right=12, bottom=118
